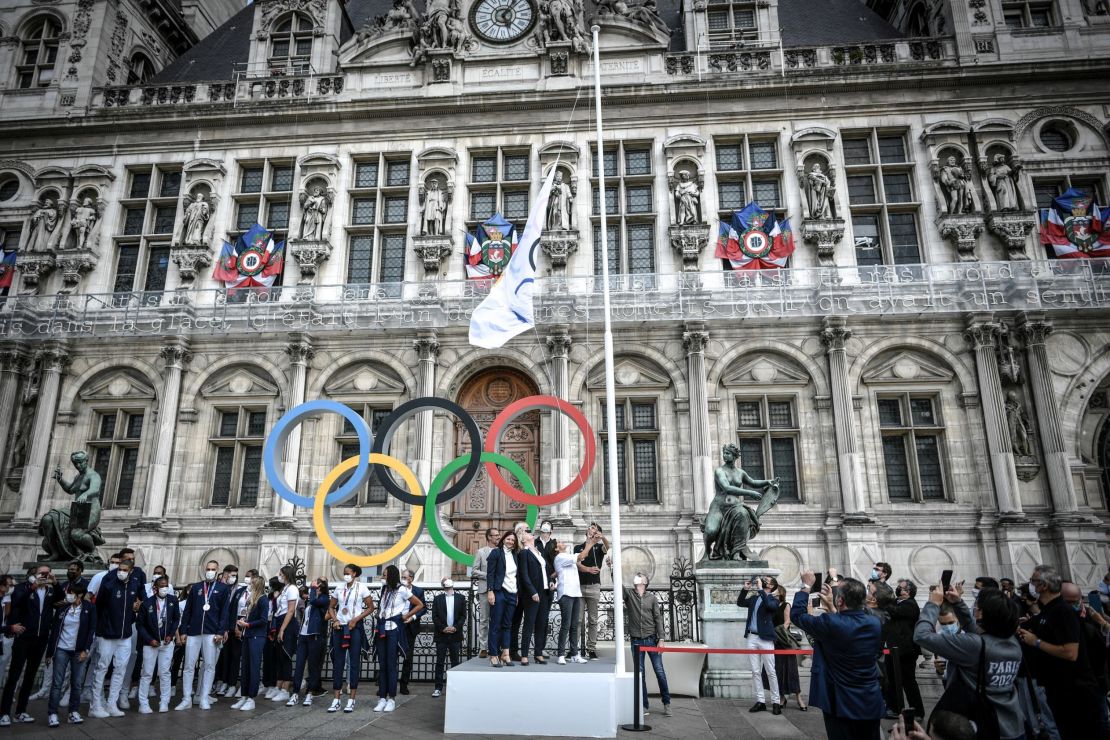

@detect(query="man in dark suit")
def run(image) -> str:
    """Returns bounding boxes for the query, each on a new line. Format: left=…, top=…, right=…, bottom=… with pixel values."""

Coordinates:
left=0, top=564, right=59, bottom=726
left=398, top=569, right=426, bottom=695
left=431, top=578, right=468, bottom=698
left=737, top=576, right=781, bottom=714
left=790, top=571, right=884, bottom=740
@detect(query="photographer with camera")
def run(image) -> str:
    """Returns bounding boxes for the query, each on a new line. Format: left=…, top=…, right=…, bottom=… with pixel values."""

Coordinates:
left=738, top=575, right=781, bottom=714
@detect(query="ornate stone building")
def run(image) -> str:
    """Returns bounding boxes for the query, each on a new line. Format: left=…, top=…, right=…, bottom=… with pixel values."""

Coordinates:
left=0, top=0, right=1107, bottom=590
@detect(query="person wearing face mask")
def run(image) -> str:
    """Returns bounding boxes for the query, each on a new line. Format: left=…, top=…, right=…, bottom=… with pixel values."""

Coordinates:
left=931, top=604, right=959, bottom=677
left=174, top=560, right=231, bottom=712
left=517, top=529, right=547, bottom=666
left=536, top=522, right=558, bottom=658
left=328, top=564, right=374, bottom=713
left=220, top=567, right=247, bottom=699
left=212, top=565, right=239, bottom=697
left=289, top=577, right=329, bottom=707
left=624, top=572, right=672, bottom=718
left=915, top=586, right=1024, bottom=740
left=44, top=582, right=95, bottom=728
left=372, top=565, right=423, bottom=713
left=56, top=562, right=89, bottom=607
left=262, top=577, right=281, bottom=699
left=431, top=577, right=467, bottom=698
left=89, top=560, right=142, bottom=719
left=397, top=569, right=426, bottom=695
left=231, top=576, right=270, bottom=712
left=870, top=562, right=892, bottom=585
left=0, top=565, right=58, bottom=726
left=268, top=566, right=300, bottom=703
left=1061, top=580, right=1109, bottom=735
left=77, top=554, right=121, bottom=708
left=136, top=576, right=180, bottom=714
left=885, top=579, right=923, bottom=721
left=554, top=541, right=586, bottom=665
left=116, top=549, right=147, bottom=706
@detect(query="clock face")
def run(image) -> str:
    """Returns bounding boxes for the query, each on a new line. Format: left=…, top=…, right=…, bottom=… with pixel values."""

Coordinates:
left=469, top=0, right=536, bottom=44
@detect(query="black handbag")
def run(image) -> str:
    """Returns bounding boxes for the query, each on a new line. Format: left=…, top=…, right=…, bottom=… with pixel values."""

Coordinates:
left=930, top=637, right=1001, bottom=740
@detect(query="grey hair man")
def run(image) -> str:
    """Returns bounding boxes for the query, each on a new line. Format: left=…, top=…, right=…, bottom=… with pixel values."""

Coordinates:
left=623, top=572, right=671, bottom=718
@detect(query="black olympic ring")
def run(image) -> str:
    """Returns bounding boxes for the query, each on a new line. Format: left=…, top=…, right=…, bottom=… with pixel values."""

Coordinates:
left=370, top=397, right=483, bottom=507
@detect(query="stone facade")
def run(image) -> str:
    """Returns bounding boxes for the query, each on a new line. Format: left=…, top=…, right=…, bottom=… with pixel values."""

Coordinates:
left=0, top=0, right=1107, bottom=589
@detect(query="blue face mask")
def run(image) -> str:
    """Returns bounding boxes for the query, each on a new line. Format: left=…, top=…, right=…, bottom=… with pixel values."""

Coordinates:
left=939, top=623, right=960, bottom=635
left=870, top=569, right=880, bottom=581
left=1071, top=602, right=1082, bottom=613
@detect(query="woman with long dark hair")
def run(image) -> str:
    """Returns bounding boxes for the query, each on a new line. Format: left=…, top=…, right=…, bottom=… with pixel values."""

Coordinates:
left=231, top=576, right=269, bottom=712
left=485, top=531, right=520, bottom=667
left=373, top=565, right=423, bottom=713
left=328, top=564, right=373, bottom=714
left=268, top=565, right=300, bottom=704
left=771, top=584, right=806, bottom=710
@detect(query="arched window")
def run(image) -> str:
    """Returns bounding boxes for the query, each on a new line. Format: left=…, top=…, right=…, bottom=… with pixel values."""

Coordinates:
left=126, top=52, right=155, bottom=85
left=16, top=16, right=62, bottom=89
left=269, top=12, right=313, bottom=74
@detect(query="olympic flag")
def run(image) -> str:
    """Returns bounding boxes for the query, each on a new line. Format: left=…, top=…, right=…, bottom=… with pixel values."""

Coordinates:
left=468, top=166, right=557, bottom=349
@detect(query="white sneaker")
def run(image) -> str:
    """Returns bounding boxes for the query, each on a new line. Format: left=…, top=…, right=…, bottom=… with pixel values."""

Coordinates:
left=158, top=704, right=169, bottom=713
left=222, top=685, right=236, bottom=697
left=138, top=704, right=152, bottom=715
left=572, top=655, right=589, bottom=664
left=264, top=687, right=277, bottom=699
left=107, top=705, right=124, bottom=718
left=89, top=705, right=109, bottom=719
left=30, top=687, right=48, bottom=700
left=286, top=693, right=299, bottom=707
left=213, top=682, right=225, bottom=694
left=0, top=715, right=9, bottom=727
left=239, top=699, right=255, bottom=711
left=557, top=656, right=567, bottom=665
left=271, top=689, right=290, bottom=703
left=48, top=714, right=59, bottom=728
left=344, top=699, right=355, bottom=713
left=327, top=698, right=341, bottom=713
left=199, top=699, right=211, bottom=711
left=68, top=712, right=83, bottom=724
left=432, top=689, right=442, bottom=698
left=16, top=713, right=34, bottom=723
left=118, top=695, right=130, bottom=710
left=174, top=697, right=192, bottom=711
left=128, top=686, right=139, bottom=699
left=302, top=694, right=313, bottom=706
left=373, top=698, right=387, bottom=712
left=231, top=698, right=246, bottom=710
left=233, top=688, right=242, bottom=698
left=384, top=699, right=395, bottom=712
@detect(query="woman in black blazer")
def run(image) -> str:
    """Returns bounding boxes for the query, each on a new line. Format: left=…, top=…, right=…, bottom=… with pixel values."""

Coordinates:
left=517, top=530, right=547, bottom=666
left=485, top=531, right=519, bottom=667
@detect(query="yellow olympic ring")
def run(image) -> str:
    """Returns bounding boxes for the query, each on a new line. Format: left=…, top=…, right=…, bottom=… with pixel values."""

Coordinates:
left=313, top=454, right=423, bottom=567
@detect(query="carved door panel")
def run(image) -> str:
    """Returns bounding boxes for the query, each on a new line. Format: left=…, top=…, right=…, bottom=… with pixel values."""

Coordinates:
left=453, top=368, right=539, bottom=575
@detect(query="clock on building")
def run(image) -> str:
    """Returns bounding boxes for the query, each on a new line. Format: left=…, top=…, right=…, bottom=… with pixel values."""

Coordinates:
left=469, top=0, right=537, bottom=44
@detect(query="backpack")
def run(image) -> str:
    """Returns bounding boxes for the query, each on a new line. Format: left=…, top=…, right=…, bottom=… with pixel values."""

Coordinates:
left=929, top=637, right=1001, bottom=739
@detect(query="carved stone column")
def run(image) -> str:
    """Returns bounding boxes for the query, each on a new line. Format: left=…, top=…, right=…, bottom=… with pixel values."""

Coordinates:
left=17, top=344, right=68, bottom=523
left=139, top=339, right=191, bottom=526
left=1019, top=315, right=1081, bottom=520
left=412, top=332, right=440, bottom=490
left=271, top=335, right=314, bottom=525
left=545, top=328, right=573, bottom=520
left=964, top=317, right=1023, bottom=518
left=0, top=345, right=29, bottom=480
left=821, top=318, right=871, bottom=522
left=683, top=324, right=714, bottom=513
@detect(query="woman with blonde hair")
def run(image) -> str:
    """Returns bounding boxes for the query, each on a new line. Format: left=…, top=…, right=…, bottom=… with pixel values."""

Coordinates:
left=231, top=576, right=269, bottom=712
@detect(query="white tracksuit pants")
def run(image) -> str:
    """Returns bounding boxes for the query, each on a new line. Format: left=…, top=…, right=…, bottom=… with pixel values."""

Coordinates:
left=92, top=637, right=134, bottom=709
left=139, top=642, right=174, bottom=709
left=181, top=634, right=218, bottom=701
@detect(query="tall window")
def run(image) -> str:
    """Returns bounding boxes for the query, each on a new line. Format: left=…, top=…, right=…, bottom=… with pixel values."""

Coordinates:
left=90, top=410, right=144, bottom=509
left=714, top=135, right=783, bottom=215
left=269, top=12, right=313, bottom=74
left=591, top=142, right=656, bottom=285
left=347, top=154, right=409, bottom=297
left=1032, top=176, right=1106, bottom=209
left=231, top=159, right=292, bottom=284
left=16, top=16, right=61, bottom=89
left=705, top=1, right=758, bottom=46
left=210, top=407, right=266, bottom=507
left=842, top=130, right=921, bottom=270
left=126, top=52, right=155, bottom=85
left=468, top=148, right=531, bottom=223
left=600, top=399, right=659, bottom=504
left=332, top=405, right=392, bottom=506
left=735, top=396, right=800, bottom=502
left=114, top=166, right=180, bottom=298
left=1002, top=0, right=1055, bottom=27
left=878, top=395, right=947, bottom=502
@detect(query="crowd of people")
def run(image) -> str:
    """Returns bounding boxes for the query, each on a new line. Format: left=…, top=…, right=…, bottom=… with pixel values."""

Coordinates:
left=737, top=560, right=1110, bottom=740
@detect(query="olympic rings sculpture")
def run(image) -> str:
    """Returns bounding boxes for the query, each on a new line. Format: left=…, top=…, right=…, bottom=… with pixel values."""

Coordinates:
left=262, top=395, right=597, bottom=568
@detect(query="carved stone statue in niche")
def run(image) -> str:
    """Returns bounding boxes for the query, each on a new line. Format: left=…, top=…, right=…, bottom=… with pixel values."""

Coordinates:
left=181, top=192, right=211, bottom=247
left=538, top=0, right=589, bottom=52
left=297, top=184, right=334, bottom=241
left=1005, top=390, right=1033, bottom=458
left=937, top=155, right=975, bottom=214
left=27, top=198, right=60, bottom=252
left=546, top=170, right=576, bottom=231
left=804, top=162, right=834, bottom=219
left=419, top=178, right=449, bottom=236
left=987, top=153, right=1020, bottom=212
left=67, top=197, right=101, bottom=250
left=673, top=170, right=701, bottom=225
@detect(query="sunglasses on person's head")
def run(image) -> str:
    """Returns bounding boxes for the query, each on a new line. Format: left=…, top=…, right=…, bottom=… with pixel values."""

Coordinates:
left=523, top=528, right=532, bottom=533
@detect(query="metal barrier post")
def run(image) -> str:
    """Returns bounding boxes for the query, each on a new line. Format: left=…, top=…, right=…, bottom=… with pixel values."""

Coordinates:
left=621, top=643, right=651, bottom=732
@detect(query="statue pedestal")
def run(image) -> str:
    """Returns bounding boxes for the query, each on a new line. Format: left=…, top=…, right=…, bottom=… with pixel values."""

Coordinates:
left=694, top=559, right=781, bottom=698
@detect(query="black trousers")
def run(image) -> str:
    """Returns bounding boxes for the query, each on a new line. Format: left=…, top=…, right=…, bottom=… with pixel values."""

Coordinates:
left=887, top=650, right=924, bottom=717
left=170, top=641, right=185, bottom=686
left=822, top=714, right=881, bottom=740
left=434, top=639, right=461, bottom=690
left=1, top=634, right=48, bottom=715
left=509, top=599, right=525, bottom=657
left=399, top=622, right=420, bottom=688
left=262, top=638, right=277, bottom=687
left=221, top=634, right=243, bottom=687
left=1044, top=682, right=1102, bottom=740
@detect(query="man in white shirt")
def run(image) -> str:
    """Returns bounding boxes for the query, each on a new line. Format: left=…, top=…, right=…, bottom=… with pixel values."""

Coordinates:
left=471, top=526, right=499, bottom=659
left=431, top=578, right=467, bottom=698
left=555, top=542, right=588, bottom=664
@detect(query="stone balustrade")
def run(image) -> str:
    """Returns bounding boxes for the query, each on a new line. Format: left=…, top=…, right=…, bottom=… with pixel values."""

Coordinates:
left=93, top=73, right=346, bottom=110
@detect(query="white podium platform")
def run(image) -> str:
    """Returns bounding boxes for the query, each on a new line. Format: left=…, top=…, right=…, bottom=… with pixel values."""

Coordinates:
left=443, top=657, right=634, bottom=737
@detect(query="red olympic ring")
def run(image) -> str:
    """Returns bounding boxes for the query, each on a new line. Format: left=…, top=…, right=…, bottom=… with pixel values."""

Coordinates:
left=483, top=395, right=596, bottom=507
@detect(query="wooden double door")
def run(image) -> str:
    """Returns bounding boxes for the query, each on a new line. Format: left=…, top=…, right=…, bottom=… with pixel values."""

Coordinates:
left=451, top=368, right=540, bottom=574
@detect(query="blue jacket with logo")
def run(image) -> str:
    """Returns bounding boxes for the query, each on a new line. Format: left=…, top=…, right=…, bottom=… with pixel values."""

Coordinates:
left=240, top=596, right=270, bottom=638
left=137, top=593, right=181, bottom=645
left=180, top=580, right=231, bottom=636
left=8, top=582, right=59, bottom=639
left=301, top=587, right=331, bottom=636
left=46, top=601, right=97, bottom=658
left=96, top=574, right=143, bottom=639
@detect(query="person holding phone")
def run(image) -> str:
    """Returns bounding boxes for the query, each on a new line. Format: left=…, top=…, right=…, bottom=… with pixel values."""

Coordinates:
left=737, top=576, right=781, bottom=715
left=574, top=523, right=609, bottom=661
left=886, top=579, right=924, bottom=720
left=288, top=577, right=329, bottom=706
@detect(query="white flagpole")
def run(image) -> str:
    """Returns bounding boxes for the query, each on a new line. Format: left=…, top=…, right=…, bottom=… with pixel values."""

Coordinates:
left=591, top=24, right=626, bottom=675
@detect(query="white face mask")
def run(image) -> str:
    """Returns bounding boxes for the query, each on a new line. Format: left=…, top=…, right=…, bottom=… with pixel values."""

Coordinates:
left=204, top=570, right=217, bottom=581
left=65, top=593, right=76, bottom=604
left=1028, top=582, right=1038, bottom=598
left=158, top=587, right=169, bottom=598
left=108, top=563, right=119, bottom=571
left=443, top=579, right=454, bottom=589
left=633, top=576, right=643, bottom=586
left=117, top=570, right=129, bottom=582
left=343, top=574, right=353, bottom=584
left=226, top=576, right=237, bottom=586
